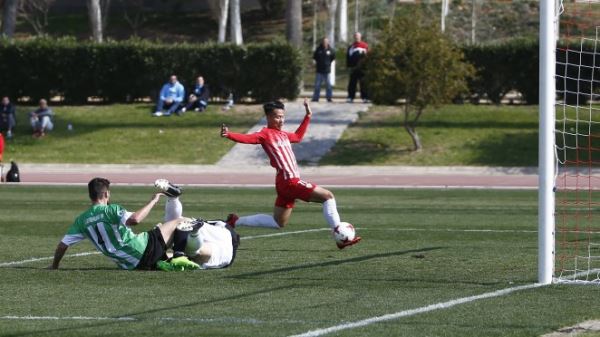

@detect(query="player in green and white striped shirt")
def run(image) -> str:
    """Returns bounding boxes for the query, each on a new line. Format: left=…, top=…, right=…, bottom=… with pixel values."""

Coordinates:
left=49, top=177, right=199, bottom=270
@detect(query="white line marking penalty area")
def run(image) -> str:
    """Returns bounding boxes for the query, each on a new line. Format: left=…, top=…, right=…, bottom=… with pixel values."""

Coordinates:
left=287, top=283, right=544, bottom=337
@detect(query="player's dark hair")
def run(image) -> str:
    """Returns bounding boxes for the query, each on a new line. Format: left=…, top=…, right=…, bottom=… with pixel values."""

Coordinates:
left=88, top=177, right=111, bottom=201
left=263, top=101, right=285, bottom=115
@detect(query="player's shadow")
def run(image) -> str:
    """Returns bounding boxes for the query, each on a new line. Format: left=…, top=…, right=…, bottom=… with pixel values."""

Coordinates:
left=228, top=247, right=445, bottom=279
left=2, top=285, right=295, bottom=337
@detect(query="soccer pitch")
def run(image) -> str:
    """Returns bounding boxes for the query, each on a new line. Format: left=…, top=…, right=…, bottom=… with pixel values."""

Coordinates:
left=1, top=185, right=599, bottom=337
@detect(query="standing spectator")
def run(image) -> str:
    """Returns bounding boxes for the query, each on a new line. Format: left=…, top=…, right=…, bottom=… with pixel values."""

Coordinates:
left=311, top=37, right=336, bottom=102
left=153, top=75, right=185, bottom=117
left=346, top=32, right=369, bottom=103
left=0, top=96, right=16, bottom=139
left=29, top=99, right=54, bottom=138
left=183, top=76, right=210, bottom=113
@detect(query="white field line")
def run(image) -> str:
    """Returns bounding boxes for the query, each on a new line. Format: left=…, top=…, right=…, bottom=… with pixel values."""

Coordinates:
left=0, top=229, right=330, bottom=268
left=288, top=283, right=544, bottom=337
left=0, top=251, right=101, bottom=267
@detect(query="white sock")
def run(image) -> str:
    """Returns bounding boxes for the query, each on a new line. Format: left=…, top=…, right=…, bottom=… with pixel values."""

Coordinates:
left=323, top=198, right=341, bottom=229
left=236, top=214, right=280, bottom=229
left=164, top=197, right=183, bottom=222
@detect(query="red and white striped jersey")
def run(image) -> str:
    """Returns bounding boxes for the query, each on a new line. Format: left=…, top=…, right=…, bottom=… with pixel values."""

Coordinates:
left=226, top=115, right=310, bottom=181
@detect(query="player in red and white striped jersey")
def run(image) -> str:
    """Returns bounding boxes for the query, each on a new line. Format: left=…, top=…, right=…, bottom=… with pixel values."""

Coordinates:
left=221, top=99, right=361, bottom=249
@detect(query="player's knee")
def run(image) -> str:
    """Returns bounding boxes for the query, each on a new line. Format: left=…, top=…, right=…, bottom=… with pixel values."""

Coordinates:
left=275, top=219, right=287, bottom=228
left=323, top=190, right=335, bottom=200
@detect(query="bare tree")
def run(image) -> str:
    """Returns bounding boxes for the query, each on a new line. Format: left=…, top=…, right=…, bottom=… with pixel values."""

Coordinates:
left=18, top=0, right=55, bottom=36
left=87, top=0, right=103, bottom=42
left=285, top=0, right=302, bottom=49
left=324, top=0, right=337, bottom=47
left=2, top=0, right=19, bottom=38
left=338, top=0, right=347, bottom=44
left=120, top=0, right=146, bottom=36
left=207, top=0, right=229, bottom=43
left=229, top=0, right=242, bottom=45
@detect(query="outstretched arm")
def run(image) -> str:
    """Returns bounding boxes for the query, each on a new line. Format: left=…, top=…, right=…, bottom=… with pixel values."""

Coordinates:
left=48, top=242, right=69, bottom=269
left=221, top=123, right=262, bottom=144
left=126, top=193, right=163, bottom=226
left=288, top=98, right=312, bottom=143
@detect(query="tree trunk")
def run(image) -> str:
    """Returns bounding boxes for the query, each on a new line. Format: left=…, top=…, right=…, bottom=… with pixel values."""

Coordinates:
left=229, top=0, right=243, bottom=45
left=87, top=0, right=103, bottom=42
left=217, top=0, right=229, bottom=43
left=338, top=0, right=347, bottom=44
left=285, top=0, right=302, bottom=49
left=2, top=0, right=19, bottom=38
left=325, top=0, right=338, bottom=48
left=354, top=0, right=359, bottom=33
left=404, top=105, right=423, bottom=152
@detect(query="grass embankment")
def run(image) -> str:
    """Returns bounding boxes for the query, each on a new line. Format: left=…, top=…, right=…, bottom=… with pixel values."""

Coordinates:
left=321, top=104, right=539, bottom=166
left=4, top=104, right=261, bottom=164
left=4, top=103, right=537, bottom=166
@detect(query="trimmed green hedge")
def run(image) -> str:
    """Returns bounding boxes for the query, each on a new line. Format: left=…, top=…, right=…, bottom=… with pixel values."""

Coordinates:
left=462, top=39, right=539, bottom=104
left=0, top=38, right=302, bottom=103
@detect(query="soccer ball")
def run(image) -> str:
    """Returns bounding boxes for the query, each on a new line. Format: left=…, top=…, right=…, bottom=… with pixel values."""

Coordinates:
left=332, top=222, right=356, bottom=244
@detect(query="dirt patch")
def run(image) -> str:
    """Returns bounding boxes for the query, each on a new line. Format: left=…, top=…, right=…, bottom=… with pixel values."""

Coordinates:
left=542, top=320, right=600, bottom=337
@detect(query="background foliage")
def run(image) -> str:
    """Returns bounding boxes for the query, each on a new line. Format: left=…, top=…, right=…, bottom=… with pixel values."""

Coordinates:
left=0, top=37, right=302, bottom=103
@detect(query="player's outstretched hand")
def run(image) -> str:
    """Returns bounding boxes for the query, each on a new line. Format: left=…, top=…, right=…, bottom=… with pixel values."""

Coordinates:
left=221, top=123, right=229, bottom=137
left=303, top=98, right=312, bottom=117
left=150, top=192, right=163, bottom=203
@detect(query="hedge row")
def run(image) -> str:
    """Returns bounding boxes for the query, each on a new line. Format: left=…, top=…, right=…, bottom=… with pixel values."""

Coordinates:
left=461, top=39, right=539, bottom=104
left=0, top=38, right=302, bottom=103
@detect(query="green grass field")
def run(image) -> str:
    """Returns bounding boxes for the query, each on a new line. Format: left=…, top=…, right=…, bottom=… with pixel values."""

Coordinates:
left=1, top=185, right=599, bottom=337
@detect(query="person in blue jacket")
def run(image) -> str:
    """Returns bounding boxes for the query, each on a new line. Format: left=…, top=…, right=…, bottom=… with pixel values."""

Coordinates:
left=153, top=75, right=185, bottom=117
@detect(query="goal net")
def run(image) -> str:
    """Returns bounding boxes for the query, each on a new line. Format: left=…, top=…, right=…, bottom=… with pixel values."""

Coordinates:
left=554, top=0, right=600, bottom=283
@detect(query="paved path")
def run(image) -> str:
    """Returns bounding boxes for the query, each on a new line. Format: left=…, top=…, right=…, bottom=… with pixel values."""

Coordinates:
left=217, top=101, right=369, bottom=166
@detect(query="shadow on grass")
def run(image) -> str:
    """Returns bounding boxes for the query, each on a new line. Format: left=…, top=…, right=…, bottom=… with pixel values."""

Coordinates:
left=355, top=119, right=538, bottom=130
left=322, top=139, right=409, bottom=165
left=227, top=247, right=444, bottom=279
left=2, top=285, right=296, bottom=337
left=470, top=131, right=538, bottom=166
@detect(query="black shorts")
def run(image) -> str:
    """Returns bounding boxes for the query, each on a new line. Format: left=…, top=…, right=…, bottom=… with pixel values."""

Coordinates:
left=225, top=224, right=240, bottom=267
left=136, top=227, right=168, bottom=270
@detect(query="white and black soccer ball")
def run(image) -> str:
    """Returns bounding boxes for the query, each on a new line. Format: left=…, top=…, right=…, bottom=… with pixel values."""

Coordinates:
left=332, top=222, right=356, bottom=244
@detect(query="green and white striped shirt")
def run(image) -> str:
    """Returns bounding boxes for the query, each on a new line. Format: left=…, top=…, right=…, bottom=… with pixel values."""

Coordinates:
left=61, top=204, right=148, bottom=270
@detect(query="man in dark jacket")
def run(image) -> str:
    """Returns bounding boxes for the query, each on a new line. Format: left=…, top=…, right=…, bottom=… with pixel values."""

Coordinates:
left=0, top=97, right=16, bottom=139
left=312, top=37, right=336, bottom=102
left=183, top=76, right=210, bottom=113
left=346, top=32, right=369, bottom=103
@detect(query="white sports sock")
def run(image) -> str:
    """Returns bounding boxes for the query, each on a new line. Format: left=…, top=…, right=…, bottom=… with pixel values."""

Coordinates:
left=236, top=214, right=280, bottom=229
left=164, top=197, right=183, bottom=222
left=323, top=198, right=341, bottom=229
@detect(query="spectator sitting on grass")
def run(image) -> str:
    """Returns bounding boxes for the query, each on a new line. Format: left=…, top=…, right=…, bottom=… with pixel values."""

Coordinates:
left=29, top=99, right=54, bottom=138
left=0, top=96, right=16, bottom=140
left=182, top=76, right=210, bottom=113
left=153, top=75, right=185, bottom=117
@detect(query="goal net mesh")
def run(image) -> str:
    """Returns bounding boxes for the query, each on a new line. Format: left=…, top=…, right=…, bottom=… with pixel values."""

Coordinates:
left=555, top=0, right=600, bottom=283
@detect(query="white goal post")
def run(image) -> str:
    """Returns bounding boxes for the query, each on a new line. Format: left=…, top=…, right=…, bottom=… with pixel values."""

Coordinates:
left=539, top=0, right=556, bottom=285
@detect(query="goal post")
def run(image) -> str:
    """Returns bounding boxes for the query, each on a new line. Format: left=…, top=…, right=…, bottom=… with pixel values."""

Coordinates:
left=539, top=0, right=556, bottom=285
